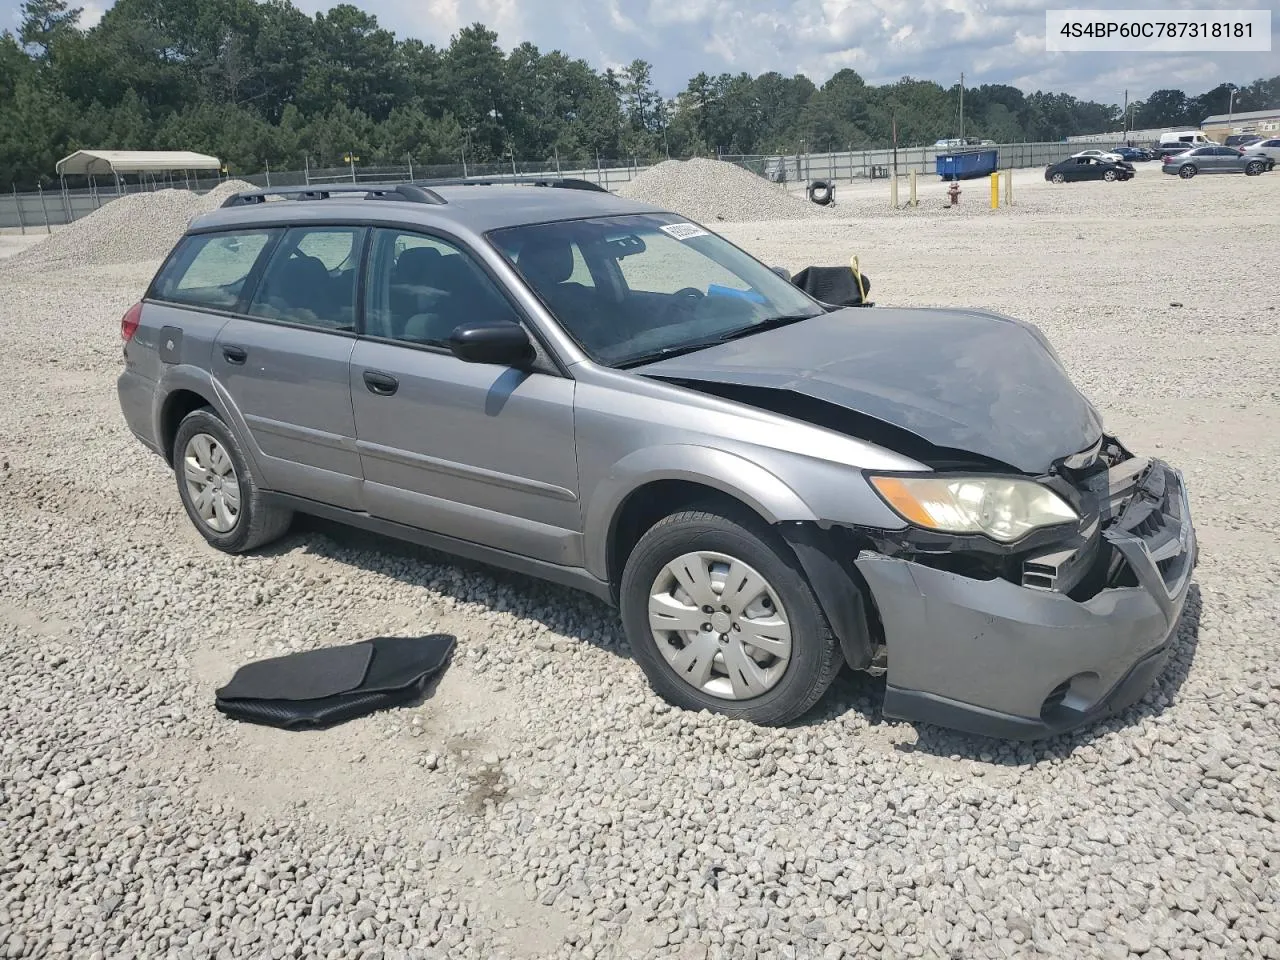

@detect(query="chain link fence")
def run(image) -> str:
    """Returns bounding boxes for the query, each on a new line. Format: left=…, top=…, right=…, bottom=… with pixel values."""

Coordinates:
left=2, top=142, right=1087, bottom=232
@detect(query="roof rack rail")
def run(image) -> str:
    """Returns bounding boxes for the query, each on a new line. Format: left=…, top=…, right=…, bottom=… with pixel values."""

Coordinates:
left=220, top=182, right=447, bottom=207
left=218, top=175, right=610, bottom=209
left=411, top=176, right=609, bottom=193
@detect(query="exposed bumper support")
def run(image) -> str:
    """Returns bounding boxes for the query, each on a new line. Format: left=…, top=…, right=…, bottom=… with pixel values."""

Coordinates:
left=854, top=459, right=1197, bottom=740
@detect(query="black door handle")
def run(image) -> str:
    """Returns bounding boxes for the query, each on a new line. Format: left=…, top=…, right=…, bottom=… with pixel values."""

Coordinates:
left=222, top=345, right=247, bottom=365
left=363, top=370, right=399, bottom=396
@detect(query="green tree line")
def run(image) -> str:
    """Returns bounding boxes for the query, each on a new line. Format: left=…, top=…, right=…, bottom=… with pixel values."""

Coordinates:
left=3, top=0, right=1277, bottom=189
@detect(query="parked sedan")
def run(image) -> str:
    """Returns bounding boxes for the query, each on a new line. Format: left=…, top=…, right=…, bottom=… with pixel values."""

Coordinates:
left=1071, top=149, right=1124, bottom=163
left=1162, top=146, right=1273, bottom=178
left=1111, top=146, right=1153, bottom=162
left=1045, top=156, right=1134, bottom=183
left=1242, top=138, right=1280, bottom=164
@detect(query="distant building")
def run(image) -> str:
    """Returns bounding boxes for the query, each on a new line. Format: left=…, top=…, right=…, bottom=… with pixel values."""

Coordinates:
left=1200, top=107, right=1280, bottom=143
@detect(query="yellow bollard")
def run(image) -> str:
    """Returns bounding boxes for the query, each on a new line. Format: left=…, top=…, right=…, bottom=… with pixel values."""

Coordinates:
left=909, top=171, right=918, bottom=206
left=990, top=172, right=999, bottom=209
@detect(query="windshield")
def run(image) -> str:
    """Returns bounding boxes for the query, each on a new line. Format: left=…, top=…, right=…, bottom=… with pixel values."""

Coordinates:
left=487, top=213, right=825, bottom=367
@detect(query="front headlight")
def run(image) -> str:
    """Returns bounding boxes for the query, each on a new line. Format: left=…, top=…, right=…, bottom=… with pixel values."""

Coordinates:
left=867, top=474, right=1078, bottom=543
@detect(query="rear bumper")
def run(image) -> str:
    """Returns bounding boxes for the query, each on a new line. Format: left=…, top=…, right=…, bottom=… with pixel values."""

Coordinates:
left=855, top=459, right=1197, bottom=741
left=117, top=369, right=162, bottom=457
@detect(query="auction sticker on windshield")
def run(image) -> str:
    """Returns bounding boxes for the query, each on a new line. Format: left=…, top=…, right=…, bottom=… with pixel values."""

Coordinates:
left=660, top=223, right=710, bottom=240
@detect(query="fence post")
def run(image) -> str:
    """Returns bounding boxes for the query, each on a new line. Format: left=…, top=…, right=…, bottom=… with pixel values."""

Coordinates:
left=304, top=155, right=311, bottom=186
left=890, top=173, right=899, bottom=208
left=37, top=183, right=51, bottom=233
left=909, top=171, right=918, bottom=206
left=265, top=161, right=271, bottom=187
left=12, top=184, right=25, bottom=235
left=59, top=175, right=71, bottom=223
left=407, top=154, right=414, bottom=180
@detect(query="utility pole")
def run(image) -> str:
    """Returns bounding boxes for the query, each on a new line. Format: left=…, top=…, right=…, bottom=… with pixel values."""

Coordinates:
left=1123, top=89, right=1128, bottom=142
left=1228, top=85, right=1237, bottom=130
left=959, top=72, right=964, bottom=140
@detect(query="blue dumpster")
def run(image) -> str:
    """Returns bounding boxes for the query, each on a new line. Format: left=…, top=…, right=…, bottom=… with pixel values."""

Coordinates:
left=935, top=148, right=999, bottom=180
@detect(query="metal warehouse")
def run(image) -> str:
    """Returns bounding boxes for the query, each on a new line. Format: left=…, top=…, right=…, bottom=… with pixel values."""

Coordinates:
left=1201, top=108, right=1280, bottom=142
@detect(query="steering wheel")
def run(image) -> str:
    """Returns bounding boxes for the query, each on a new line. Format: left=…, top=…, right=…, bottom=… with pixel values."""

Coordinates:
left=659, top=286, right=705, bottom=327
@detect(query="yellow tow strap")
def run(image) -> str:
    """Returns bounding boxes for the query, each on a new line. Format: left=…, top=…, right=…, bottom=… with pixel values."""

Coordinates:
left=850, top=255, right=867, bottom=303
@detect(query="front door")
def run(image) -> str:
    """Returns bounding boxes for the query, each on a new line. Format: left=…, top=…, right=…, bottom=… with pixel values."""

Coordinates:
left=212, top=224, right=367, bottom=510
left=349, top=227, right=581, bottom=566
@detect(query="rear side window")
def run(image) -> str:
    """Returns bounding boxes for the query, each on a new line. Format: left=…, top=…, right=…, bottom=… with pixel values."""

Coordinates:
left=246, top=226, right=365, bottom=331
left=151, top=231, right=275, bottom=310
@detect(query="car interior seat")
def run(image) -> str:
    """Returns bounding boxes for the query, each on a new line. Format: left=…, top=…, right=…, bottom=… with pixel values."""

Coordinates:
left=387, top=246, right=444, bottom=338
left=258, top=252, right=337, bottom=326
left=516, top=238, right=598, bottom=329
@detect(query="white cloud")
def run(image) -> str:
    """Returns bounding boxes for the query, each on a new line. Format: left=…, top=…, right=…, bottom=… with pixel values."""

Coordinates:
left=79, top=1, right=105, bottom=28
left=5, top=0, right=1271, bottom=104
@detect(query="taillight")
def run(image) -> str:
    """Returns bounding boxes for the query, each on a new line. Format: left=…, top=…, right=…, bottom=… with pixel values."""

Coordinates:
left=121, top=302, right=143, bottom=342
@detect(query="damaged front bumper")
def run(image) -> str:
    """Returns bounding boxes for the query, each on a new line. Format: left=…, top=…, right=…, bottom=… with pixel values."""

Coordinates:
left=854, top=456, right=1197, bottom=741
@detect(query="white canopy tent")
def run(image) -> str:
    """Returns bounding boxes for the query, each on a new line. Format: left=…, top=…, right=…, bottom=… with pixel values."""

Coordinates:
left=56, top=150, right=222, bottom=178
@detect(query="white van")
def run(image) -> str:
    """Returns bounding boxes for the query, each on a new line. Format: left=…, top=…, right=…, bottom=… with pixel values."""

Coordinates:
left=1159, top=130, right=1217, bottom=148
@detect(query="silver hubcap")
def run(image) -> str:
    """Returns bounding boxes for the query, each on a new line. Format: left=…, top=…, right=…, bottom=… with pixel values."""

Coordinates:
left=647, top=551, right=792, bottom=700
left=183, top=433, right=241, bottom=533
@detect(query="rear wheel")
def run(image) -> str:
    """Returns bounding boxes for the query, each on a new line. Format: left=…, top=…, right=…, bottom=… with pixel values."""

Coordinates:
left=619, top=503, right=842, bottom=726
left=1245, top=161, right=1264, bottom=176
left=173, top=407, right=293, bottom=553
left=1179, top=164, right=1197, bottom=179
left=1051, top=172, right=1065, bottom=184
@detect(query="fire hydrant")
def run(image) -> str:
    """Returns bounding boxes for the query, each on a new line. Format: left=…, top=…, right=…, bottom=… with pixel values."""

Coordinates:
left=947, top=180, right=961, bottom=207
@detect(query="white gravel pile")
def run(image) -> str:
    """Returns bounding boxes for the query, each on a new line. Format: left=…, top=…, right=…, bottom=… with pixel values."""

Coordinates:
left=0, top=165, right=1278, bottom=960
left=2, top=180, right=255, bottom=271
left=617, top=158, right=835, bottom=223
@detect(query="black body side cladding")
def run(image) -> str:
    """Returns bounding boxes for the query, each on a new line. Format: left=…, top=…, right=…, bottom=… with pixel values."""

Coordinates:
left=778, top=521, right=875, bottom=670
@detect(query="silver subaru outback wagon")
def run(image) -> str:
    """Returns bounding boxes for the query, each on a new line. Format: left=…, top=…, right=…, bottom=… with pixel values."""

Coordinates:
left=117, top=178, right=1197, bottom=739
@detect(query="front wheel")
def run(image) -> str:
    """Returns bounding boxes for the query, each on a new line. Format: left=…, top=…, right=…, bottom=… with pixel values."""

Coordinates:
left=1179, top=164, right=1197, bottom=179
left=1245, top=161, right=1264, bottom=176
left=1103, top=170, right=1118, bottom=182
left=619, top=503, right=842, bottom=726
left=1051, top=173, right=1066, bottom=184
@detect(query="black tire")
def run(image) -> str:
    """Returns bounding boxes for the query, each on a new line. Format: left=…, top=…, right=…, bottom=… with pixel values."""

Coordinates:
left=1245, top=161, right=1264, bottom=177
left=807, top=180, right=834, bottom=206
left=1103, top=169, right=1118, bottom=182
left=172, top=406, right=293, bottom=553
left=1051, top=173, right=1065, bottom=184
left=1179, top=164, right=1196, bottom=179
left=619, top=502, right=842, bottom=726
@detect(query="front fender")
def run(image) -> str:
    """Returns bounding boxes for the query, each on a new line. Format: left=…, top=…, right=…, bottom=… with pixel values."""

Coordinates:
left=582, top=443, right=818, bottom=581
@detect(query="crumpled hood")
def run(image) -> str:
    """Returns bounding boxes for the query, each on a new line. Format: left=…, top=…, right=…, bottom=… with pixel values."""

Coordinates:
left=633, top=306, right=1104, bottom=474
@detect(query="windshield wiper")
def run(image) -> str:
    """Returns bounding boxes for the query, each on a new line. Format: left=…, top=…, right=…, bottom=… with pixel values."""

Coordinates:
left=617, top=313, right=820, bottom=368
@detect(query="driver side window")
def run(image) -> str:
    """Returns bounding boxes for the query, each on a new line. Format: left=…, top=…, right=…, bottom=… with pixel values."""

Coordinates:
left=364, top=228, right=520, bottom=347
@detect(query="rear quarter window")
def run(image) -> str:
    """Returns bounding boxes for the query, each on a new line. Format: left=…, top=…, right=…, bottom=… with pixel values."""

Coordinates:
left=151, top=231, right=276, bottom=310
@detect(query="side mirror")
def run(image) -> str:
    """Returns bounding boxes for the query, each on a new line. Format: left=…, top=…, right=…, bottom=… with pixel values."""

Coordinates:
left=770, top=265, right=792, bottom=282
left=448, top=319, right=535, bottom=367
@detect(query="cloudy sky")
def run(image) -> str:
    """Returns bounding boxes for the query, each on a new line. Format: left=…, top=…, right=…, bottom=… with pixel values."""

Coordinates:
left=7, top=0, right=1278, bottom=103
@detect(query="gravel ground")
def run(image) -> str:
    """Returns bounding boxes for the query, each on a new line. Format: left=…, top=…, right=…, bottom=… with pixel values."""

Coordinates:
left=1, top=163, right=1278, bottom=960
left=618, top=158, right=838, bottom=222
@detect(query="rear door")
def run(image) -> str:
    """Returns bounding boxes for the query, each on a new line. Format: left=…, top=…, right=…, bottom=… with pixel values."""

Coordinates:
left=212, top=224, right=367, bottom=510
left=349, top=226, right=582, bottom=565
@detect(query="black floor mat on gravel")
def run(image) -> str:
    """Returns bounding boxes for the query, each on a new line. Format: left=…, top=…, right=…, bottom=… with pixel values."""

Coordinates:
left=214, top=634, right=456, bottom=730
